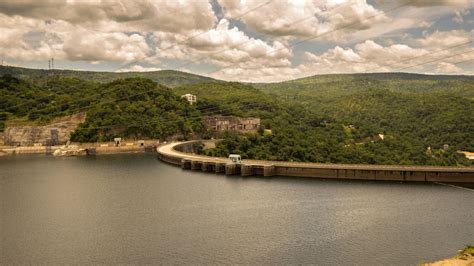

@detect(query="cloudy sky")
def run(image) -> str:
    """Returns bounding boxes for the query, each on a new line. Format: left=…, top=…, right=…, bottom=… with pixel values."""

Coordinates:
left=0, top=0, right=473, bottom=82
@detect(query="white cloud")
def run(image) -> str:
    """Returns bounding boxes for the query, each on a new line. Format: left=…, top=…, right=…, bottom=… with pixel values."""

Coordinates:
left=297, top=36, right=474, bottom=77
left=433, top=62, right=464, bottom=73
left=210, top=65, right=303, bottom=83
left=0, top=14, right=152, bottom=63
left=419, top=29, right=474, bottom=47
left=0, top=0, right=471, bottom=81
left=0, top=0, right=216, bottom=33
left=217, top=0, right=389, bottom=41
left=0, top=14, right=59, bottom=61
left=115, top=65, right=161, bottom=72
left=398, top=0, right=471, bottom=7
left=62, top=28, right=150, bottom=62
left=148, top=19, right=293, bottom=69
left=453, top=9, right=471, bottom=23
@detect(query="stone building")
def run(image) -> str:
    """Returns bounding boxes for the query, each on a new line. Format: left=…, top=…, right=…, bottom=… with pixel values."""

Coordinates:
left=203, top=116, right=260, bottom=133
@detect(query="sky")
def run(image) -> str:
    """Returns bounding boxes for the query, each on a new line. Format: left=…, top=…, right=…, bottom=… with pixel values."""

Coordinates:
left=0, top=0, right=473, bottom=82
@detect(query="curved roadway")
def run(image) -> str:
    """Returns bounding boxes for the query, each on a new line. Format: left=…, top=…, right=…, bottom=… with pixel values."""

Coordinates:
left=158, top=141, right=474, bottom=173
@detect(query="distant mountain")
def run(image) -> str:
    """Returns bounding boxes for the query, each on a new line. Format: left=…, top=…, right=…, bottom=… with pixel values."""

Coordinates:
left=0, top=66, right=219, bottom=88
left=280, top=72, right=474, bottom=83
left=2, top=66, right=472, bottom=88
left=255, top=72, right=474, bottom=100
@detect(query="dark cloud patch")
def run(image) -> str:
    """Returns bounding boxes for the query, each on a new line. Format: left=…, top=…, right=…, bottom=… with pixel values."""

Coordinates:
left=0, top=0, right=215, bottom=33
left=397, top=0, right=470, bottom=7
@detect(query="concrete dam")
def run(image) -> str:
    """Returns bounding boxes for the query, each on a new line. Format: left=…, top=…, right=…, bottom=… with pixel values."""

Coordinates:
left=157, top=141, right=474, bottom=183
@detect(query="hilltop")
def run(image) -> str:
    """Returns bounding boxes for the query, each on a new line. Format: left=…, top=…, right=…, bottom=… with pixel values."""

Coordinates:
left=0, top=65, right=218, bottom=88
left=255, top=72, right=474, bottom=100
left=2, top=66, right=473, bottom=88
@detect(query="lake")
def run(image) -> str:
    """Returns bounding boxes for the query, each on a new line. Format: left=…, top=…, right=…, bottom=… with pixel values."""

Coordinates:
left=1, top=154, right=473, bottom=264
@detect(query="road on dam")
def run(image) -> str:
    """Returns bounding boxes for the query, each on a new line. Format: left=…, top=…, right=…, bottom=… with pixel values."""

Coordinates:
left=157, top=141, right=474, bottom=183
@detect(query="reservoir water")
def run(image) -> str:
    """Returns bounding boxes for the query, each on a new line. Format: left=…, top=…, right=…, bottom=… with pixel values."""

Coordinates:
left=1, top=154, right=473, bottom=265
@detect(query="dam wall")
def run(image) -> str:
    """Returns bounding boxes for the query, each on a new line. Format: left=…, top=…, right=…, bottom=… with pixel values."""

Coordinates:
left=157, top=141, right=474, bottom=183
left=273, top=166, right=474, bottom=183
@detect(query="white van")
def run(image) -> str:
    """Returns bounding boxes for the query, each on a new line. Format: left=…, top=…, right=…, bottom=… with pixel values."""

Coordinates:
left=228, top=154, right=242, bottom=164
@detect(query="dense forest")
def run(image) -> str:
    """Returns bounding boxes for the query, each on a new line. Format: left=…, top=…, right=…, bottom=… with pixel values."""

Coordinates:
left=1, top=67, right=473, bottom=166
left=0, top=75, right=207, bottom=142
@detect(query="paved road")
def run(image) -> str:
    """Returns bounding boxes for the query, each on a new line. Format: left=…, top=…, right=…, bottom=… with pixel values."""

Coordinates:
left=157, top=141, right=474, bottom=173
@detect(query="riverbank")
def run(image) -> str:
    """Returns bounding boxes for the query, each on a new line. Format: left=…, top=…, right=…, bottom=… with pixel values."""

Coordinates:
left=422, top=246, right=474, bottom=266
left=0, top=140, right=160, bottom=156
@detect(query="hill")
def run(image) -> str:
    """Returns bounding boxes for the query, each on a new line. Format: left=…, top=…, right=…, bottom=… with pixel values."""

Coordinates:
left=0, top=65, right=218, bottom=88
left=255, top=72, right=474, bottom=100
left=1, top=68, right=472, bottom=166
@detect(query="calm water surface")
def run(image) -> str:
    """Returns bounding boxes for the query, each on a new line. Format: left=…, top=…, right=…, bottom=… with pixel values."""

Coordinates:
left=1, top=154, right=473, bottom=265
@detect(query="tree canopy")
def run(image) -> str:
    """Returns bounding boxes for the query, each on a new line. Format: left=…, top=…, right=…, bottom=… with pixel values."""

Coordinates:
left=1, top=71, right=472, bottom=166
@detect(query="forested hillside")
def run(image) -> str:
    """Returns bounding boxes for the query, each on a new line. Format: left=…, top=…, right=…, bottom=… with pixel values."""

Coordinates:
left=0, top=75, right=207, bottom=141
left=174, top=79, right=472, bottom=166
left=0, top=65, right=217, bottom=88
left=1, top=69, right=472, bottom=166
left=255, top=73, right=474, bottom=100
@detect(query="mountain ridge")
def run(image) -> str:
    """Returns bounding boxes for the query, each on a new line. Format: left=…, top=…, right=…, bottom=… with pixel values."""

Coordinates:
left=1, top=65, right=472, bottom=88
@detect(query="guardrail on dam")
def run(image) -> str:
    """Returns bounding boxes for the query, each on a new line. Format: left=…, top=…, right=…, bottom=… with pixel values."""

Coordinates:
left=157, top=141, right=474, bottom=183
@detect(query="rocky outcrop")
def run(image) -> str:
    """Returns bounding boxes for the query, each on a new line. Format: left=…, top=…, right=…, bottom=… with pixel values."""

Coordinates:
left=422, top=246, right=474, bottom=266
left=53, top=145, right=87, bottom=156
left=4, top=113, right=85, bottom=146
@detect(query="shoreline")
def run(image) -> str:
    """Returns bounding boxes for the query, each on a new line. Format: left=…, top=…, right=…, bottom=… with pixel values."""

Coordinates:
left=422, top=246, right=474, bottom=266
left=0, top=140, right=160, bottom=156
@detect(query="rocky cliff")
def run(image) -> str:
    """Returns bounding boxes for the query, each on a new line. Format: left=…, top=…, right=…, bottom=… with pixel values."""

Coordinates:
left=4, top=113, right=86, bottom=146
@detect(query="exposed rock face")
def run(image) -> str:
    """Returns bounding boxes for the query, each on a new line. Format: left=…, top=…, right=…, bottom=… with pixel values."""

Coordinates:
left=53, top=145, right=87, bottom=156
left=4, top=113, right=85, bottom=146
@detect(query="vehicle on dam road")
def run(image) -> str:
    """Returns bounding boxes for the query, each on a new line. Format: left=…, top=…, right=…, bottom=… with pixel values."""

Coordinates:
left=228, top=154, right=242, bottom=164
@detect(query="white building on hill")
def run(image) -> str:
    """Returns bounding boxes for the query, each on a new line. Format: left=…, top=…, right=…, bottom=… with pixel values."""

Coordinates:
left=181, top=94, right=197, bottom=105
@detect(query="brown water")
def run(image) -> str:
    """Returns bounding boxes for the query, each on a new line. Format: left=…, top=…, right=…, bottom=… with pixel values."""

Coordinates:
left=1, top=154, right=473, bottom=265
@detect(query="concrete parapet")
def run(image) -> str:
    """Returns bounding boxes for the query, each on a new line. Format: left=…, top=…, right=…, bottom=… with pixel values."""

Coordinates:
left=353, top=170, right=377, bottom=180
left=275, top=166, right=338, bottom=178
